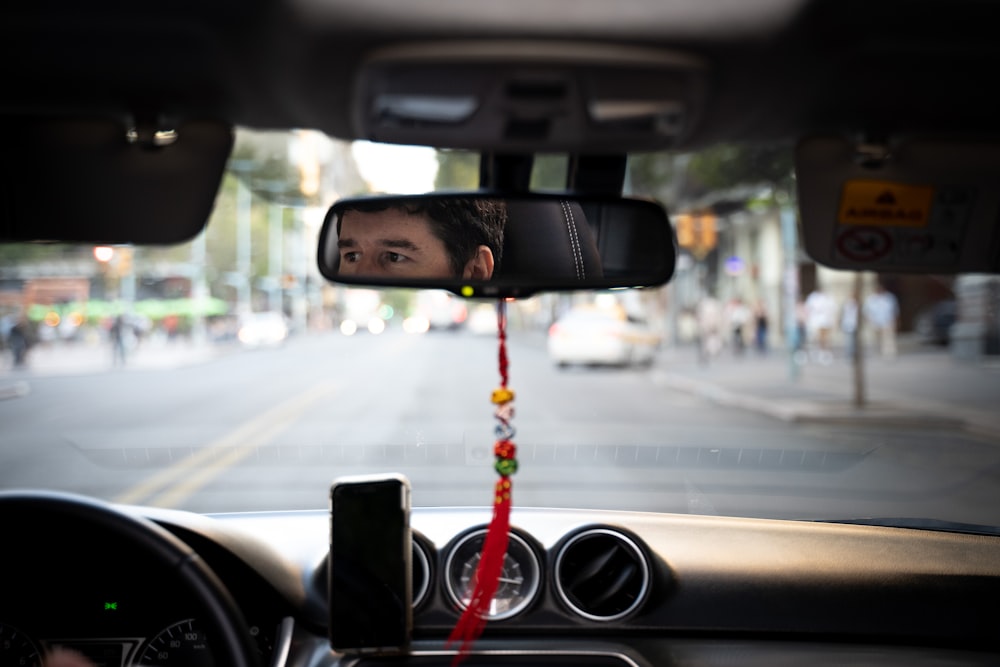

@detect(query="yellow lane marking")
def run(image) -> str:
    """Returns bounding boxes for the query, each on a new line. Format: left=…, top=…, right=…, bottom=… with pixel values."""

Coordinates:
left=113, top=382, right=337, bottom=507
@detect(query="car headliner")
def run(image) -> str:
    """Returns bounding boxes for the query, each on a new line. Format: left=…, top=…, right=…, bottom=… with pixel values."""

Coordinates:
left=3, top=0, right=1000, bottom=150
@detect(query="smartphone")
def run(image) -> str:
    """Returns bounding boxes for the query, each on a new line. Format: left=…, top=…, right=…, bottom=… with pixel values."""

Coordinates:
left=329, top=473, right=412, bottom=654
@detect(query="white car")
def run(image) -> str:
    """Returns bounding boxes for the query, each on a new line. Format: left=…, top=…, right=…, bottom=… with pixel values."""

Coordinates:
left=548, top=305, right=660, bottom=367
left=237, top=311, right=289, bottom=347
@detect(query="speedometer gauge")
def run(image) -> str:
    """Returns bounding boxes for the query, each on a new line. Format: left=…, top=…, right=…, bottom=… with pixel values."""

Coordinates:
left=135, top=619, right=213, bottom=666
left=444, top=528, right=541, bottom=620
left=0, top=622, right=42, bottom=667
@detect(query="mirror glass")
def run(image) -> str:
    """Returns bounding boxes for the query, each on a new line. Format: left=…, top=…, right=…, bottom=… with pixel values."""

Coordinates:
left=317, top=194, right=676, bottom=297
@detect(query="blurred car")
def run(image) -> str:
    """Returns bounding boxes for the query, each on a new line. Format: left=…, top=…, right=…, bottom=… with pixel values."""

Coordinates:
left=416, top=290, right=468, bottom=331
left=547, top=304, right=660, bottom=368
left=465, top=303, right=499, bottom=336
left=237, top=311, right=289, bottom=347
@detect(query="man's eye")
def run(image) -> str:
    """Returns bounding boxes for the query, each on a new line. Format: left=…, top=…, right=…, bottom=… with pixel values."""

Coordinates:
left=341, top=252, right=359, bottom=263
left=386, top=252, right=407, bottom=263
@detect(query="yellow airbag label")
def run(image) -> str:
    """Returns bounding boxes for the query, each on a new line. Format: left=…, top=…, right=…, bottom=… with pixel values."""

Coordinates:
left=838, top=180, right=935, bottom=227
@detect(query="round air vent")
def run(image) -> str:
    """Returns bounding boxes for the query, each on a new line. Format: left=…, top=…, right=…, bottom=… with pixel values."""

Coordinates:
left=412, top=534, right=432, bottom=609
left=553, top=527, right=651, bottom=621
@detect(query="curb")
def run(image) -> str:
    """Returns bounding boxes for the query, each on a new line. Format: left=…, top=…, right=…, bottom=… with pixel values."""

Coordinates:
left=653, top=371, right=967, bottom=430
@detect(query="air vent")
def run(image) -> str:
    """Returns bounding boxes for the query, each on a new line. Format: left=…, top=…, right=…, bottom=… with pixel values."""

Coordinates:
left=554, top=528, right=650, bottom=621
left=412, top=535, right=432, bottom=609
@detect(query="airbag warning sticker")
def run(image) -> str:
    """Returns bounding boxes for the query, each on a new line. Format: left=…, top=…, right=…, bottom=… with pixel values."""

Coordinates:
left=838, top=180, right=935, bottom=227
left=832, top=183, right=973, bottom=267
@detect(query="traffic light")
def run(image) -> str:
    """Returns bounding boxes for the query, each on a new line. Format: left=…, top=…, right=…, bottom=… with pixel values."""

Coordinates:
left=673, top=211, right=718, bottom=259
left=674, top=213, right=696, bottom=247
left=696, top=214, right=717, bottom=257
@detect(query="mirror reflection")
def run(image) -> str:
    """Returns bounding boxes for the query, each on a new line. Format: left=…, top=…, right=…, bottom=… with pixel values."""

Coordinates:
left=336, top=198, right=506, bottom=280
left=318, top=194, right=675, bottom=295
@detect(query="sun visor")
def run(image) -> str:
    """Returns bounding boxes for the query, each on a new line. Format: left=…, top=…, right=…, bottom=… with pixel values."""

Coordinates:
left=796, top=135, right=1000, bottom=274
left=354, top=41, right=706, bottom=152
left=0, top=118, right=233, bottom=245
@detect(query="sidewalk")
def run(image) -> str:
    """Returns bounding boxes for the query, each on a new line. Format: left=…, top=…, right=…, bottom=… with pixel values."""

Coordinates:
left=652, top=343, right=1000, bottom=442
left=0, top=338, right=231, bottom=390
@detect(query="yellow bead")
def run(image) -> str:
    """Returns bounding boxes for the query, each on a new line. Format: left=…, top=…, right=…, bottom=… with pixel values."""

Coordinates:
left=491, top=388, right=515, bottom=404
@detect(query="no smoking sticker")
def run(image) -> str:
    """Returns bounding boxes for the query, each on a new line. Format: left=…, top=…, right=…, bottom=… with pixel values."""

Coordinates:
left=838, top=180, right=935, bottom=227
left=836, top=226, right=892, bottom=262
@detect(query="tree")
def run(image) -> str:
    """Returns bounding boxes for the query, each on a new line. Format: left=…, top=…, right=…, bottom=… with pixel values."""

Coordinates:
left=685, top=142, right=795, bottom=198
left=434, top=151, right=570, bottom=191
left=435, top=150, right=480, bottom=190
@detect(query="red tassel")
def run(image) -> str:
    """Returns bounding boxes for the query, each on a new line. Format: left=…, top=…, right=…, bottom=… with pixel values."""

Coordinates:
left=446, top=478, right=512, bottom=662
left=447, top=300, right=517, bottom=666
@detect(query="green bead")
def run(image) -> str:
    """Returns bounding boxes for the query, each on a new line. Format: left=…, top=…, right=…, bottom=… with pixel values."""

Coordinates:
left=495, top=458, right=518, bottom=476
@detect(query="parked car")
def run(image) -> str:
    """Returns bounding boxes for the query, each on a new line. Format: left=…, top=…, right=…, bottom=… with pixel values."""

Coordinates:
left=237, top=311, right=290, bottom=348
left=548, top=304, right=660, bottom=368
left=2, top=2, right=1000, bottom=667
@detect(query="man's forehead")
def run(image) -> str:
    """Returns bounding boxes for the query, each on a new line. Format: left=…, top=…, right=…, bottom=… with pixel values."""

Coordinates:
left=338, top=236, right=421, bottom=251
left=338, top=206, right=447, bottom=253
left=343, top=206, right=427, bottom=224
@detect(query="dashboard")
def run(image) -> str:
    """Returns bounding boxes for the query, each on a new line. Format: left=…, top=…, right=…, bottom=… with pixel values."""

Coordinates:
left=3, top=500, right=1000, bottom=667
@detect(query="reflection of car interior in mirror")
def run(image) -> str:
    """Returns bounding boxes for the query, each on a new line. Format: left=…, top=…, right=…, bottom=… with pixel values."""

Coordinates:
left=335, top=198, right=506, bottom=280
left=495, top=199, right=603, bottom=280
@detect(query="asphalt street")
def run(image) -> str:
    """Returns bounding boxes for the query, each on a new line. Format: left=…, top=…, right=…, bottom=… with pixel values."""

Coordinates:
left=2, top=329, right=999, bottom=529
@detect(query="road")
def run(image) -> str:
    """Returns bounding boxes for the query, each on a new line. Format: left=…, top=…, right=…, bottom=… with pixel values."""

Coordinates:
left=2, top=329, right=1000, bottom=528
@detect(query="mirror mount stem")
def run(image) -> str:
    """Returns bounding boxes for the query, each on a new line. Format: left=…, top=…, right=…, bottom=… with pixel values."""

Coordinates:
left=567, top=154, right=628, bottom=196
left=480, top=153, right=535, bottom=193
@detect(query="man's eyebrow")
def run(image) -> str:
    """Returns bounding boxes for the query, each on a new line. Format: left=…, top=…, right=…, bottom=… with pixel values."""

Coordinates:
left=336, top=237, right=422, bottom=251
left=377, top=238, right=421, bottom=251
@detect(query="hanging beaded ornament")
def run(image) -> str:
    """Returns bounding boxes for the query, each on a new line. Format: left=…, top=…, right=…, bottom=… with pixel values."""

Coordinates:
left=447, top=299, right=517, bottom=663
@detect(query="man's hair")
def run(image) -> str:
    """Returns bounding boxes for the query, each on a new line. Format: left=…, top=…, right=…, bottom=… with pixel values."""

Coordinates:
left=340, top=198, right=506, bottom=277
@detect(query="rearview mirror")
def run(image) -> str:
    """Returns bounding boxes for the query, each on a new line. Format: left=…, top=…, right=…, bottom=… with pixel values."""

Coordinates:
left=317, top=193, right=676, bottom=297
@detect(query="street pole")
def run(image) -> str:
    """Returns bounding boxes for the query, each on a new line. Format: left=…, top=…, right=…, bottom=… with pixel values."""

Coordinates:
left=780, top=204, right=801, bottom=381
left=852, top=272, right=866, bottom=407
left=230, top=160, right=255, bottom=315
left=292, top=207, right=308, bottom=332
left=119, top=247, right=136, bottom=311
left=190, top=229, right=208, bottom=345
left=265, top=183, right=285, bottom=314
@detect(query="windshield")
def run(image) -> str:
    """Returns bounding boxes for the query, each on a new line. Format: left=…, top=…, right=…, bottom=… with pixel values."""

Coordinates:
left=2, top=129, right=999, bottom=533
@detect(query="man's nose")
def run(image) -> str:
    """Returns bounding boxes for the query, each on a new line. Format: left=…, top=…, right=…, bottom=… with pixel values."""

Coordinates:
left=341, top=254, right=374, bottom=275
left=354, top=255, right=380, bottom=275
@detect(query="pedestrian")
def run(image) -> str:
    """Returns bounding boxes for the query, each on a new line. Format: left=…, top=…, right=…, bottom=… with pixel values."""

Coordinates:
left=696, top=294, right=723, bottom=365
left=753, top=300, right=769, bottom=354
left=7, top=315, right=34, bottom=368
left=109, top=314, right=129, bottom=367
left=726, top=297, right=751, bottom=356
left=864, top=283, right=899, bottom=358
left=804, top=286, right=838, bottom=364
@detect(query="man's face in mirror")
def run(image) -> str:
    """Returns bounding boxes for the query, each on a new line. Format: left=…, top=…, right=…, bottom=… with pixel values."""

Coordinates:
left=336, top=203, right=499, bottom=280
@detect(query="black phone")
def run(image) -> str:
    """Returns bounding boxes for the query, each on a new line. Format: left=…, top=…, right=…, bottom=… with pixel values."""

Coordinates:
left=329, top=473, right=412, bottom=654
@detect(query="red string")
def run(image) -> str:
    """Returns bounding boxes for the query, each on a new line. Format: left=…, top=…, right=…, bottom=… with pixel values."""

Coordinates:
left=497, top=299, right=509, bottom=387
left=446, top=299, right=514, bottom=665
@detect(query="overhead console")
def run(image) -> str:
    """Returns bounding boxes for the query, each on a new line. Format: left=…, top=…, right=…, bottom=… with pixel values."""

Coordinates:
left=352, top=41, right=707, bottom=152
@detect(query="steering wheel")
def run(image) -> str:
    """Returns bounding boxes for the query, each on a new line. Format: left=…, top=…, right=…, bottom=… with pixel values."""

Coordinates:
left=0, top=490, right=260, bottom=667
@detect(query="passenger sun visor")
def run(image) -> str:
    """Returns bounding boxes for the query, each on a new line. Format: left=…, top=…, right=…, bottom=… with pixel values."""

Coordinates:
left=796, top=135, right=1000, bottom=274
left=353, top=41, right=706, bottom=152
left=318, top=193, right=676, bottom=298
left=0, top=118, right=233, bottom=244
